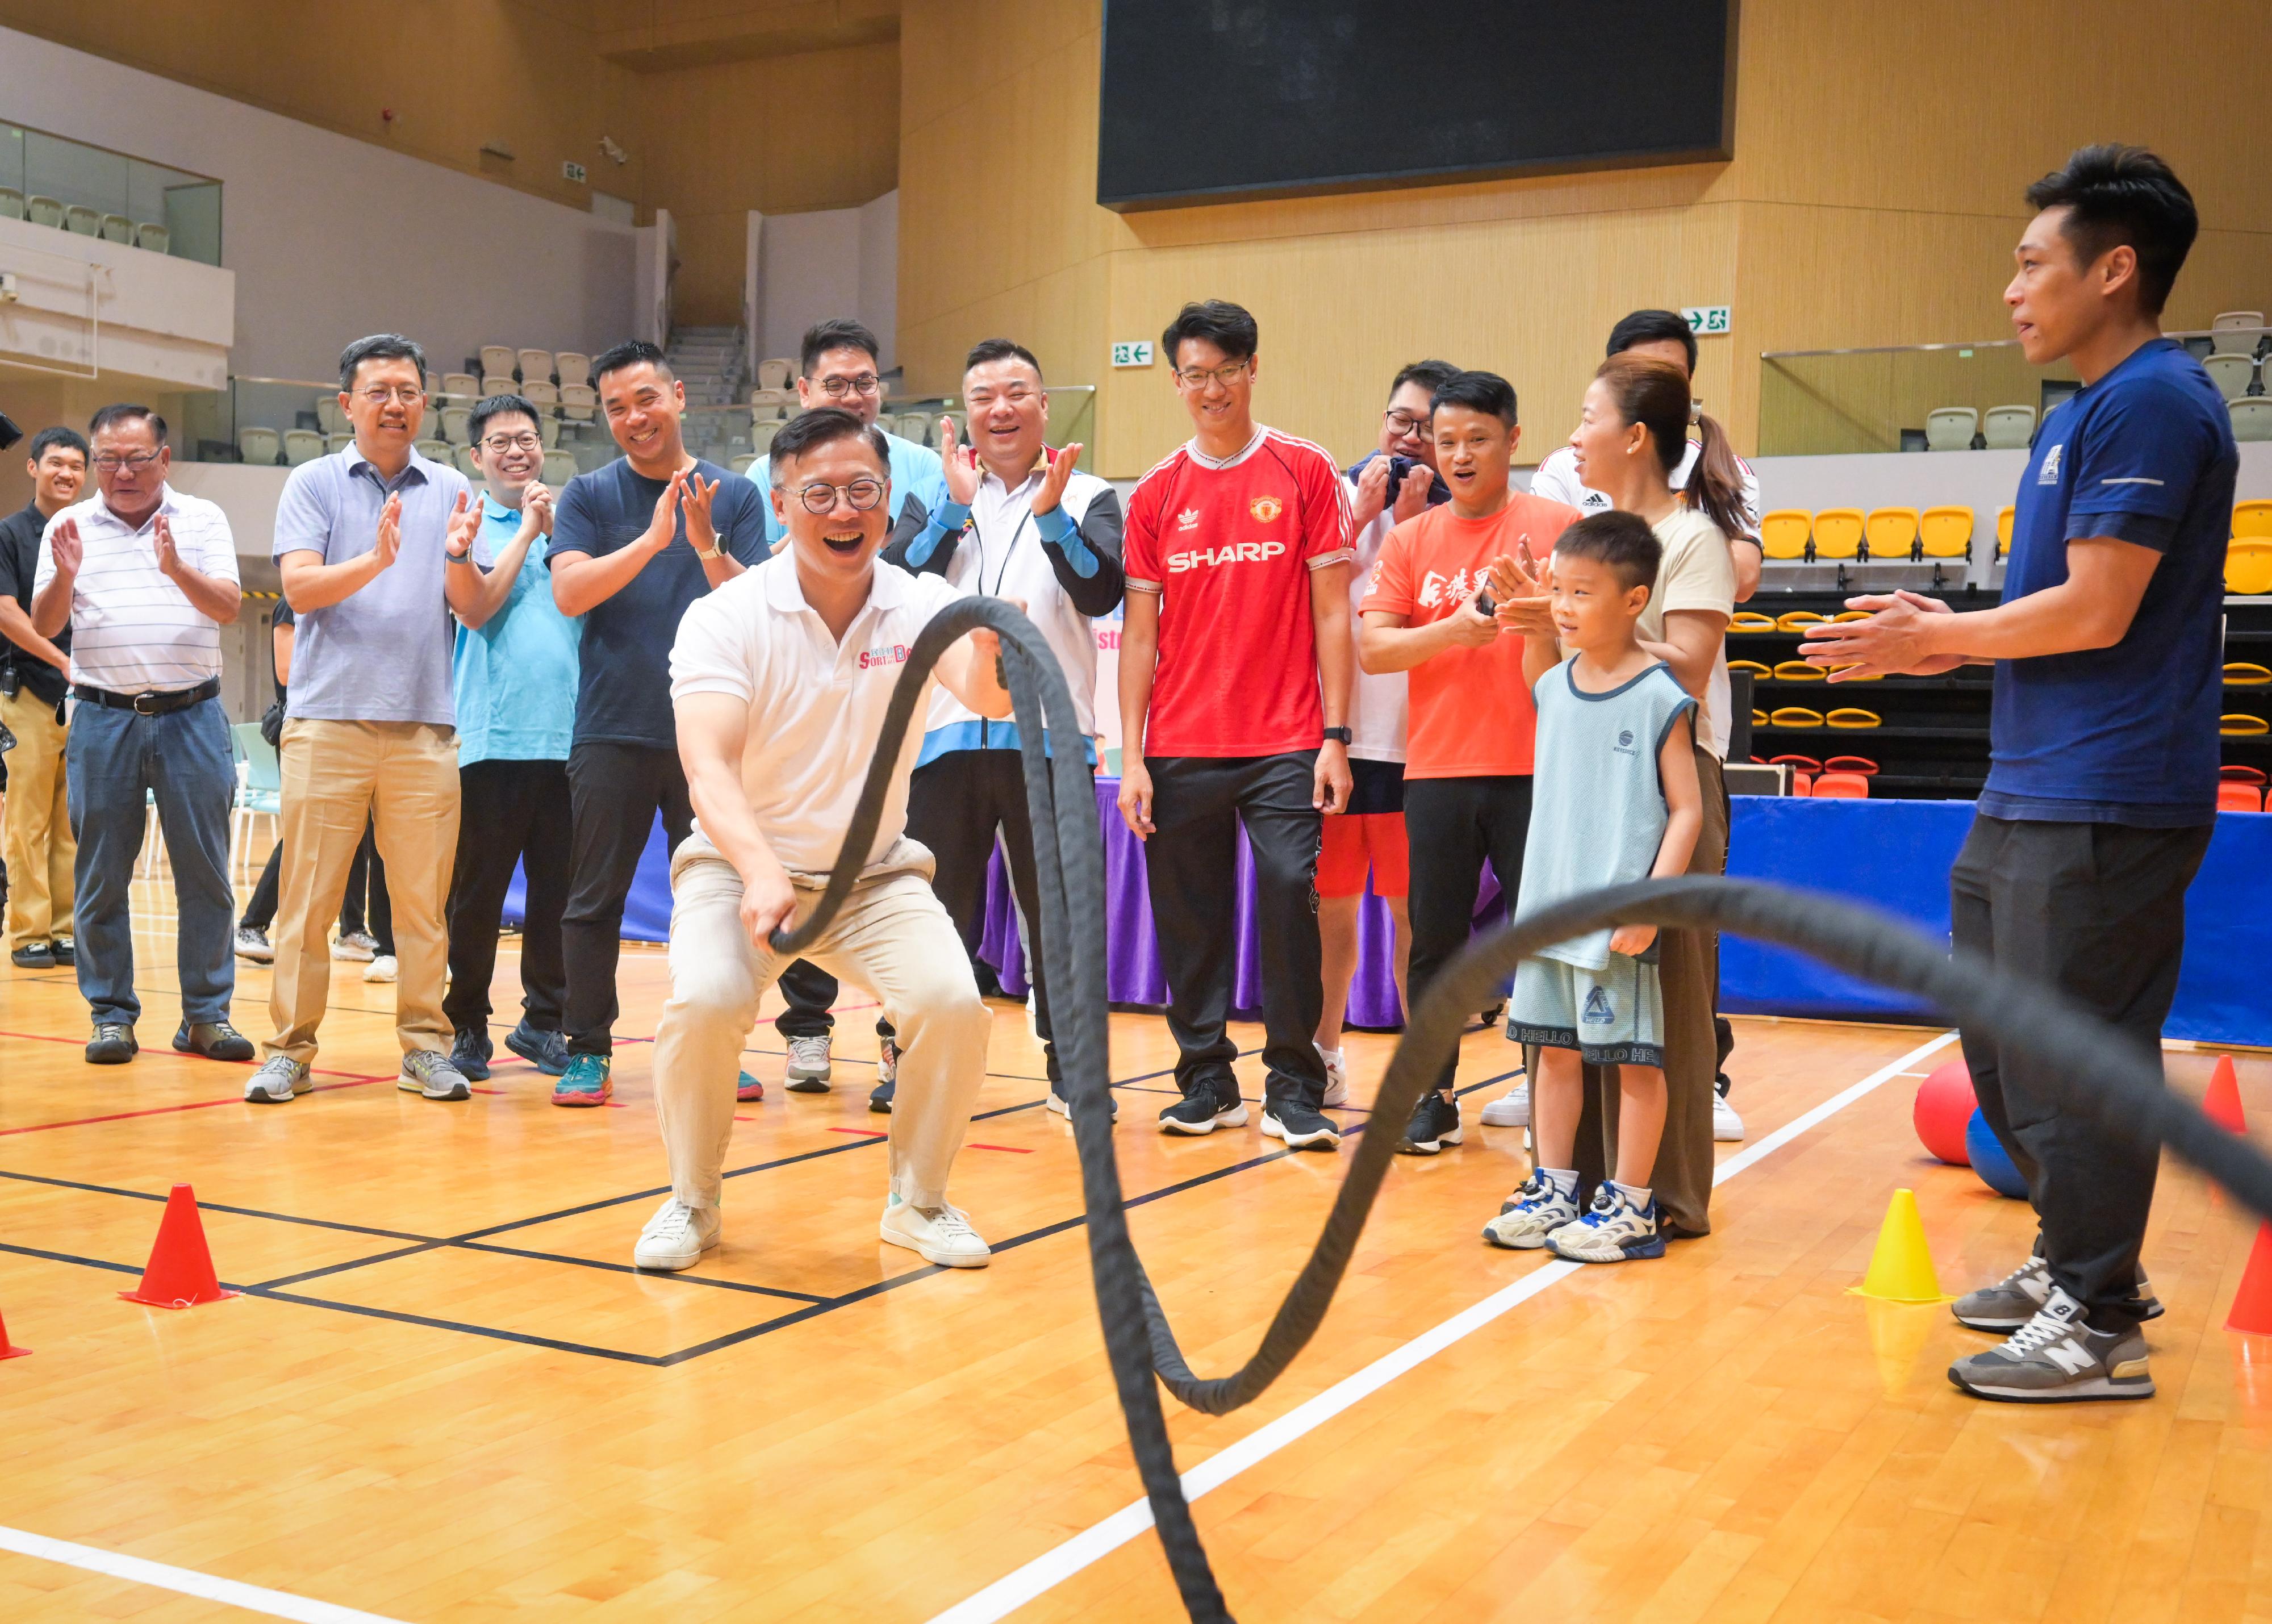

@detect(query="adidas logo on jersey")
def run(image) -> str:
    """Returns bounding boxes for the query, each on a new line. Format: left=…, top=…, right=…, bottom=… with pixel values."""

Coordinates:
left=1166, top=540, right=1287, bottom=573
left=1176, top=507, right=1202, bottom=531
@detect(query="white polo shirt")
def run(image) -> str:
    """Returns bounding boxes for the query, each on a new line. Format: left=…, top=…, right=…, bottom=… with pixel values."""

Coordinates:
left=34, top=485, right=239, bottom=694
left=670, top=552, right=967, bottom=876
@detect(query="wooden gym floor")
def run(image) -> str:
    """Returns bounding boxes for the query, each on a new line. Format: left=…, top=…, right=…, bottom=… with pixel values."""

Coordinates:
left=1, top=861, right=2268, bottom=1622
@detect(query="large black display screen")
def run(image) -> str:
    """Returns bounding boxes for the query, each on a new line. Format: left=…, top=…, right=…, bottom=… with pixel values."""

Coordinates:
left=1098, top=1, right=1736, bottom=211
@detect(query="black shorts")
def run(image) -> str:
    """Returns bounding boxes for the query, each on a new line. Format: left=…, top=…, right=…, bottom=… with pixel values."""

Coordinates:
left=1344, top=757, right=1406, bottom=816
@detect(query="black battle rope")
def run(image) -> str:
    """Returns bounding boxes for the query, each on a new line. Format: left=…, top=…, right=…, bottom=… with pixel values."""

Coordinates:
left=771, top=598, right=2272, bottom=1624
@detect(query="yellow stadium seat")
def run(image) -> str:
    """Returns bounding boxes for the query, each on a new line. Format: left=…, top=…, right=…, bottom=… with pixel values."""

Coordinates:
left=2228, top=539, right=2272, bottom=595
left=1769, top=707, right=1825, bottom=729
left=1730, top=611, right=1779, bottom=634
left=1727, top=659, right=1772, bottom=678
left=1996, top=505, right=2015, bottom=558
left=1831, top=610, right=1871, bottom=622
left=2236, top=499, right=2272, bottom=539
left=1865, top=506, right=1919, bottom=560
left=1773, top=660, right=1826, bottom=682
left=1812, top=508, right=1865, bottom=561
left=1759, top=510, right=1811, bottom=560
left=2227, top=663, right=2272, bottom=686
left=2221, top=714, right=2269, bottom=736
left=1919, top=505, right=1972, bottom=559
left=1752, top=709, right=1769, bottom=728
left=1777, top=611, right=1827, bottom=631
left=1827, top=708, right=1882, bottom=729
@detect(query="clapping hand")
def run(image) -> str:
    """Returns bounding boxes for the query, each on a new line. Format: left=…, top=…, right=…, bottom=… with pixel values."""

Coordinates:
left=645, top=469, right=686, bottom=552
left=939, top=416, right=982, bottom=508
left=1488, top=541, right=1557, bottom=637
left=1801, top=590, right=1964, bottom=679
left=49, top=517, right=82, bottom=578
left=522, top=481, right=555, bottom=537
left=372, top=493, right=403, bottom=571
left=1030, top=442, right=1083, bottom=516
left=683, top=472, right=720, bottom=554
left=151, top=515, right=183, bottom=578
left=443, top=490, right=481, bottom=560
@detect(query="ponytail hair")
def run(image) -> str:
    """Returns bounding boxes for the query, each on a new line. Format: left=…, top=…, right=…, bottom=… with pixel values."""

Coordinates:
left=1592, top=354, right=1748, bottom=542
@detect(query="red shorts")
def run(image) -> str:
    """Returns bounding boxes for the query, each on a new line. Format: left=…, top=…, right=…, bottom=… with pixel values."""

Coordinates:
left=1317, top=812, right=1410, bottom=899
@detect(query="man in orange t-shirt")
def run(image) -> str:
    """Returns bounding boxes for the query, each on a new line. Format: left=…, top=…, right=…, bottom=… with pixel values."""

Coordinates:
left=1359, top=370, right=1582, bottom=1154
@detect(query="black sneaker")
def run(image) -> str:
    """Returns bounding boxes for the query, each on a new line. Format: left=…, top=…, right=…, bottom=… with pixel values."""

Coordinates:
left=11, top=942, right=55, bottom=970
left=173, top=1020, right=253, bottom=1061
left=86, top=1022, right=137, bottom=1064
left=450, top=1028, right=493, bottom=1080
left=1396, top=1092, right=1463, bottom=1155
left=1260, top=1097, right=1340, bottom=1151
left=503, top=1020, right=569, bottom=1076
left=1159, top=1079, right=1247, bottom=1135
left=49, top=938, right=74, bottom=966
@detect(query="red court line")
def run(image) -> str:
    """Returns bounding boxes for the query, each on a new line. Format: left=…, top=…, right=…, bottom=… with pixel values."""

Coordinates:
left=0, top=1076, right=385, bottom=1137
left=967, top=1142, right=1033, bottom=1154
left=827, top=1127, right=887, bottom=1138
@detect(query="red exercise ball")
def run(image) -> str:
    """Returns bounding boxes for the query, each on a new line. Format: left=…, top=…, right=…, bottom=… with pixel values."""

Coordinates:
left=1912, top=1057, right=1976, bottom=1166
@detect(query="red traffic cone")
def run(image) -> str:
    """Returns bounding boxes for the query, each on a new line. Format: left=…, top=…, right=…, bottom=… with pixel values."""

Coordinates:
left=2206, top=1055, right=2248, bottom=1134
left=0, top=1302, right=28, bottom=1361
left=118, top=1184, right=239, bottom=1310
left=2229, top=1222, right=2272, bottom=1337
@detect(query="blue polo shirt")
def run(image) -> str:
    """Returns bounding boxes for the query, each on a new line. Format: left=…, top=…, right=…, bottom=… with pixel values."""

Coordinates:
left=1982, top=339, right=2237, bottom=826
left=452, top=495, right=580, bottom=765
left=746, top=428, right=947, bottom=546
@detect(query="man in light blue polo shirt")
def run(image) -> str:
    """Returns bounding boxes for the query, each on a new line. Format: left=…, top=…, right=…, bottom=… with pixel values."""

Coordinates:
left=744, top=317, right=948, bottom=1087
left=247, top=333, right=491, bottom=1108
left=438, top=393, right=580, bottom=1084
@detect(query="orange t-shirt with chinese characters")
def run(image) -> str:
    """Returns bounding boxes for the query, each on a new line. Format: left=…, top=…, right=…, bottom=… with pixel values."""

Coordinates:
left=1359, top=494, right=1582, bottom=778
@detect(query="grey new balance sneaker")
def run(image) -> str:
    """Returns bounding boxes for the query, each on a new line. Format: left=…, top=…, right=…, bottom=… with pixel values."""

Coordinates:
left=1954, top=1253, right=2165, bottom=1331
left=245, top=1054, right=311, bottom=1104
left=1948, top=1287, right=2153, bottom=1403
left=399, top=1049, right=472, bottom=1101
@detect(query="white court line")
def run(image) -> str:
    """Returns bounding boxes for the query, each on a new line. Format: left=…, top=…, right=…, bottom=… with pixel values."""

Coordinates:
left=0, top=1523, right=412, bottom=1622
left=926, top=1028, right=1960, bottom=1624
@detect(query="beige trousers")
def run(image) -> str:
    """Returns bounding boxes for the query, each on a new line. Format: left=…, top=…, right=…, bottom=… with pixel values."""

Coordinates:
left=655, top=832, right=990, bottom=1211
left=2, top=687, right=74, bottom=945
left=265, top=719, right=460, bottom=1063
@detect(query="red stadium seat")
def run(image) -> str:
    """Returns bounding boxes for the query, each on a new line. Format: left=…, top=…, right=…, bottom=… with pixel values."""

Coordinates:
left=1812, top=771, right=1870, bottom=799
left=2217, top=782, right=2265, bottom=812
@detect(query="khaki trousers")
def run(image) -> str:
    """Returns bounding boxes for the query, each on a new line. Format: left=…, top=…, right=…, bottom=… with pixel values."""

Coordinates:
left=655, top=832, right=990, bottom=1211
left=2, top=687, right=74, bottom=945
left=1565, top=747, right=1730, bottom=1237
left=265, top=719, right=459, bottom=1063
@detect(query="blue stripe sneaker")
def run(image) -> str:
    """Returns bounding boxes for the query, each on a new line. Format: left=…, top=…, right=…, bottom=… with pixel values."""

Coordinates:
left=1547, top=1183, right=1666, bottom=1263
left=552, top=1053, right=613, bottom=1107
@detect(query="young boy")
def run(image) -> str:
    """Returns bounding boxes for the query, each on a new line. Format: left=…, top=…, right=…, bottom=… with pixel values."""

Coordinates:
left=1482, top=511, right=1703, bottom=1262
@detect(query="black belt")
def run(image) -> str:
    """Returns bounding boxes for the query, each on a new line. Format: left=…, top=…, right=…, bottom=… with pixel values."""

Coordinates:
left=73, top=677, right=221, bottom=716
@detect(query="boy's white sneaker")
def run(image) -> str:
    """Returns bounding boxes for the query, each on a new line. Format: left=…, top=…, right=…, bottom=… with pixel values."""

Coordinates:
left=1480, top=1080, right=1530, bottom=1128
left=1712, top=1092, right=1745, bottom=1141
left=880, top=1196, right=991, bottom=1268
left=633, top=1198, right=720, bottom=1271
left=1482, top=1170, right=1577, bottom=1249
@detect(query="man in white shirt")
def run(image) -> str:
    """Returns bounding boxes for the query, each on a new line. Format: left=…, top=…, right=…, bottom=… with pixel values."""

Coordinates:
left=637, top=408, right=1014, bottom=1274
left=31, top=405, right=253, bottom=1066
left=1530, top=310, right=1763, bottom=600
left=880, top=336, right=1123, bottom=1117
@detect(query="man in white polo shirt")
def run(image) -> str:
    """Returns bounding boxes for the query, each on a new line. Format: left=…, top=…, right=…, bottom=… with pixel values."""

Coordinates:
left=31, top=404, right=253, bottom=1066
left=637, top=407, right=1012, bottom=1274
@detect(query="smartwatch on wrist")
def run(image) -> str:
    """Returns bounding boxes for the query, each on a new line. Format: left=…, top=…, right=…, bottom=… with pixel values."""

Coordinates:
left=1321, top=726, right=1353, bottom=745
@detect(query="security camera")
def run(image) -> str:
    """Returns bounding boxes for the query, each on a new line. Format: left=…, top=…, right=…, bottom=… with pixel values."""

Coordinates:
left=599, top=135, right=628, bottom=165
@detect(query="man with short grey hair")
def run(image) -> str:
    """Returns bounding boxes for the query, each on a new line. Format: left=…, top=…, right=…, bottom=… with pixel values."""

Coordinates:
left=246, top=333, right=492, bottom=1107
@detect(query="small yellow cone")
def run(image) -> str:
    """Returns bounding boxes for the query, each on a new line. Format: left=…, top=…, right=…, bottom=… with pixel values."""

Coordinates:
left=1848, top=1188, right=1948, bottom=1304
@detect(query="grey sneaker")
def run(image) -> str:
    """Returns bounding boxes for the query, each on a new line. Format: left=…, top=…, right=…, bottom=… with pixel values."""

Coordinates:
left=1948, top=1287, right=2153, bottom=1403
left=399, top=1049, right=471, bottom=1101
left=784, top=1034, right=833, bottom=1092
left=245, top=1054, right=310, bottom=1103
left=1956, top=1253, right=2164, bottom=1331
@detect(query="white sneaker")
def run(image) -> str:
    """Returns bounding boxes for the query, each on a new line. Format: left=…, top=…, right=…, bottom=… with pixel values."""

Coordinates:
left=1026, top=990, right=1039, bottom=1039
left=1713, top=1091, right=1745, bottom=1142
left=633, top=1197, right=721, bottom=1271
left=244, top=1054, right=310, bottom=1104
left=1316, top=1043, right=1349, bottom=1108
left=362, top=954, right=397, bottom=983
left=331, top=929, right=376, bottom=963
left=880, top=1196, right=991, bottom=1268
left=1480, top=1080, right=1530, bottom=1128
left=1482, top=1169, right=1578, bottom=1249
left=785, top=1034, right=832, bottom=1092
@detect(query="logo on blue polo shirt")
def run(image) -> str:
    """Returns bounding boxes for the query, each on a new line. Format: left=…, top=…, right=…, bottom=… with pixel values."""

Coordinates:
left=2037, top=442, right=2063, bottom=485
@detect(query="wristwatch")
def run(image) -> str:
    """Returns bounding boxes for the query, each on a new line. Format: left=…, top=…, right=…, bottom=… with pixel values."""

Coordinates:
left=693, top=539, right=724, bottom=560
left=1321, top=726, right=1353, bottom=745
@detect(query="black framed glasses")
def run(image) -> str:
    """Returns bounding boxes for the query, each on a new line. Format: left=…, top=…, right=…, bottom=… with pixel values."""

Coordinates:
left=480, top=433, right=543, bottom=454
left=796, top=478, right=886, bottom=513
left=817, top=374, right=882, bottom=399
left=1175, top=360, right=1251, bottom=390
left=1384, top=410, right=1429, bottom=436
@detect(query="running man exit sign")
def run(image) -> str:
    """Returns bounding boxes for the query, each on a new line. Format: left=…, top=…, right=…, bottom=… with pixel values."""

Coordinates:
left=1682, top=304, right=1731, bottom=335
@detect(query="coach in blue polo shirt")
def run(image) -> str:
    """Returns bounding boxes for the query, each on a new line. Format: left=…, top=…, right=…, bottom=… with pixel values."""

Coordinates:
left=1805, top=144, right=2236, bottom=1406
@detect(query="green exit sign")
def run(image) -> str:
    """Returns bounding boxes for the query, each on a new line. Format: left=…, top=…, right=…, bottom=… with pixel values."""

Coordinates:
left=562, top=160, right=588, bottom=184
left=1111, top=340, right=1154, bottom=369
left=1682, top=304, right=1731, bottom=336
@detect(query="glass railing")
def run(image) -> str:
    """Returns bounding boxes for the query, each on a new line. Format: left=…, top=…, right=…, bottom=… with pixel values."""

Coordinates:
left=0, top=120, right=222, bottom=265
left=168, top=379, right=1102, bottom=486
left=1759, top=327, right=2265, bottom=457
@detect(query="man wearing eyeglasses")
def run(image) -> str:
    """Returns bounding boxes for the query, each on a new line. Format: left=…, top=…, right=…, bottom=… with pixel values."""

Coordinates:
left=546, top=339, right=773, bottom=1106
left=878, top=337, right=1124, bottom=1117
left=743, top=317, right=948, bottom=1092
left=435, top=393, right=579, bottom=1087
left=1118, top=299, right=1356, bottom=1151
left=247, top=334, right=494, bottom=1107
left=31, top=405, right=252, bottom=1066
left=636, top=407, right=1010, bottom=1274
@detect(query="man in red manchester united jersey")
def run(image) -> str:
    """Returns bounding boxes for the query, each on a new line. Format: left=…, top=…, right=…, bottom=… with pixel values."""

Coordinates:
left=1118, top=300, right=1356, bottom=1150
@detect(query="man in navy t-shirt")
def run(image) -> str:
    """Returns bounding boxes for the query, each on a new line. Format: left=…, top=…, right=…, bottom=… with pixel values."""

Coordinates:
left=546, top=340, right=784, bottom=1105
left=1805, top=145, right=2236, bottom=1405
